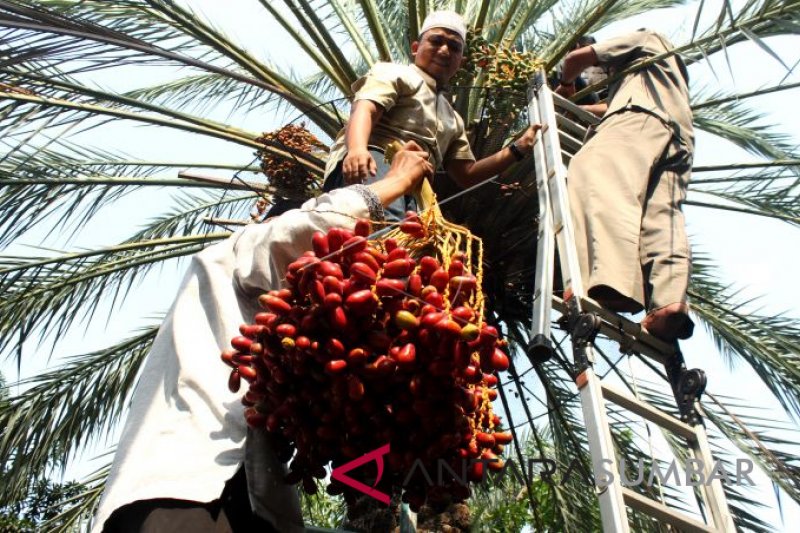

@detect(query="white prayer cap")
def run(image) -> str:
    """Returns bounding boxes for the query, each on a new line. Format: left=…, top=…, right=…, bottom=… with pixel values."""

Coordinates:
left=419, top=10, right=467, bottom=43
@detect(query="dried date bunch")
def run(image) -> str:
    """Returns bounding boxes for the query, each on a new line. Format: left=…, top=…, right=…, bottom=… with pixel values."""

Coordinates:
left=255, top=123, right=327, bottom=201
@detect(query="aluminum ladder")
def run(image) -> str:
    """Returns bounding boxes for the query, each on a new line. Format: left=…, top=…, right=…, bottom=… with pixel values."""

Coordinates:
left=524, top=70, right=735, bottom=533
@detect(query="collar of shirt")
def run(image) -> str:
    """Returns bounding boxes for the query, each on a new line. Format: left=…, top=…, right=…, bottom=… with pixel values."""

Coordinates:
left=410, top=64, right=450, bottom=94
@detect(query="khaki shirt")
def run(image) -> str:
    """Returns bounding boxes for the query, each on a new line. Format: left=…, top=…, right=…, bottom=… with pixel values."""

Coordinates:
left=325, top=62, right=475, bottom=177
left=592, top=30, right=693, bottom=146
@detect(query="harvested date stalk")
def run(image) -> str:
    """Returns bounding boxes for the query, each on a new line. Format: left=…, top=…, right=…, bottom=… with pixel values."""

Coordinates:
left=225, top=187, right=512, bottom=512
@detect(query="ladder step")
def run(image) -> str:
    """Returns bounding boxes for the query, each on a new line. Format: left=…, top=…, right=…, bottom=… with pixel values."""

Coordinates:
left=621, top=488, right=718, bottom=533
left=601, top=383, right=697, bottom=441
left=551, top=295, right=677, bottom=364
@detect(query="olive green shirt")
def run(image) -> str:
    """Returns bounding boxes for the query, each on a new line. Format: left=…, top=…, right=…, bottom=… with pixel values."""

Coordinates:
left=325, top=62, right=475, bottom=178
left=592, top=30, right=693, bottom=146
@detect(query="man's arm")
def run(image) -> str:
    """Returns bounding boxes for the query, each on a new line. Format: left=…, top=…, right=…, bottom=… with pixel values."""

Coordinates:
left=445, top=125, right=541, bottom=189
left=555, top=45, right=599, bottom=98
left=582, top=102, right=608, bottom=117
left=342, top=100, right=385, bottom=182
left=233, top=143, right=431, bottom=296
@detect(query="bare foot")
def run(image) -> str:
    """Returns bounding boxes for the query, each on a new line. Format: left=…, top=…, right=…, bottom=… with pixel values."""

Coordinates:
left=641, top=303, right=694, bottom=342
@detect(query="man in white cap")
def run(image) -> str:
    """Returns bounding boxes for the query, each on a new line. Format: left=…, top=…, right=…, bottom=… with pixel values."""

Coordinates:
left=323, top=10, right=540, bottom=220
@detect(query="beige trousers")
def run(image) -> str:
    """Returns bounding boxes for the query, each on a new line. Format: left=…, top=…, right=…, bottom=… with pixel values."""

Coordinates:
left=567, top=110, right=691, bottom=313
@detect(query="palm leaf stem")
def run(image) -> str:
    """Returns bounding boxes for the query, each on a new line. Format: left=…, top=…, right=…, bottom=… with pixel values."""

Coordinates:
left=0, top=176, right=239, bottom=187
left=0, top=67, right=259, bottom=142
left=0, top=11, right=341, bottom=134
left=56, top=161, right=260, bottom=171
left=406, top=0, right=419, bottom=42
left=683, top=199, right=799, bottom=224
left=356, top=0, right=392, bottom=62
left=256, top=0, right=350, bottom=94
left=493, top=0, right=525, bottom=45
left=505, top=0, right=559, bottom=45
left=0, top=92, right=326, bottom=175
left=474, top=0, right=491, bottom=33
left=293, top=0, right=359, bottom=84
left=690, top=174, right=792, bottom=185
left=329, top=0, right=374, bottom=66
left=495, top=377, right=543, bottom=530
left=693, top=160, right=800, bottom=172
left=177, top=171, right=282, bottom=195
left=0, top=233, right=228, bottom=276
left=417, top=0, right=427, bottom=32
left=704, top=393, right=796, bottom=486
left=0, top=91, right=257, bottom=147
left=142, top=0, right=300, bottom=91
left=693, top=81, right=800, bottom=110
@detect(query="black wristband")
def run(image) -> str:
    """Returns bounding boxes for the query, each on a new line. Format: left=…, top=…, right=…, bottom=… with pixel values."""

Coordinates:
left=508, top=142, right=525, bottom=161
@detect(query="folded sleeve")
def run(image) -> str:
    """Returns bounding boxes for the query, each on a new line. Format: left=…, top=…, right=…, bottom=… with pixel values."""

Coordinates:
left=592, top=30, right=668, bottom=69
left=350, top=62, right=424, bottom=112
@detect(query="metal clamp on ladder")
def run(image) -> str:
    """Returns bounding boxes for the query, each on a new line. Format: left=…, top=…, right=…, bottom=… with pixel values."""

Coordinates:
left=524, top=70, right=735, bottom=532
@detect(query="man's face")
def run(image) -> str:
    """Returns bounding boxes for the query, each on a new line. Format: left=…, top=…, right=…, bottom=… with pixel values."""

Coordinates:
left=411, top=28, right=465, bottom=85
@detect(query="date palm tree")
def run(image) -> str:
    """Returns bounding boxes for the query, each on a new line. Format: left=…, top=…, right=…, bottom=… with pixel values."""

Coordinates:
left=1, top=0, right=798, bottom=531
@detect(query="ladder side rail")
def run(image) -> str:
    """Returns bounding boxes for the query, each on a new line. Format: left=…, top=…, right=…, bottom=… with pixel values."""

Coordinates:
left=577, top=370, right=632, bottom=533
left=527, top=84, right=556, bottom=352
left=691, top=407, right=736, bottom=531
left=536, top=81, right=587, bottom=304
left=534, top=73, right=630, bottom=532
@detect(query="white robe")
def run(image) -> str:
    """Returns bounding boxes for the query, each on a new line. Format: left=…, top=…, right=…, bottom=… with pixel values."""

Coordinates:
left=93, top=188, right=373, bottom=532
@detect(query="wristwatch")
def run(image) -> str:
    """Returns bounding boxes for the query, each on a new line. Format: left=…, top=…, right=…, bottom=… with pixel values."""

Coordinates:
left=508, top=141, right=526, bottom=161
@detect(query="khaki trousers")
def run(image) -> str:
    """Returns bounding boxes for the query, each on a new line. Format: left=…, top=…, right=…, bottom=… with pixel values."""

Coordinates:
left=567, top=110, right=691, bottom=312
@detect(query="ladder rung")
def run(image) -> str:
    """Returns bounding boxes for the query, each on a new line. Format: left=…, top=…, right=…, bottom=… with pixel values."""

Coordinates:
left=621, top=488, right=718, bottom=533
left=556, top=113, right=589, bottom=141
left=601, top=383, right=697, bottom=441
left=552, top=92, right=601, bottom=125
left=552, top=296, right=677, bottom=364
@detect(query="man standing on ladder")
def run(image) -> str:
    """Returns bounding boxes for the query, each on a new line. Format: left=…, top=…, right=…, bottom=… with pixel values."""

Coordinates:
left=556, top=29, right=695, bottom=343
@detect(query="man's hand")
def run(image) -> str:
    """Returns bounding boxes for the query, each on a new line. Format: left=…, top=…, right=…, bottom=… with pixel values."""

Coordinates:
left=554, top=81, right=576, bottom=98
left=386, top=141, right=433, bottom=193
left=342, top=149, right=377, bottom=184
left=513, top=124, right=542, bottom=154
left=367, top=141, right=433, bottom=206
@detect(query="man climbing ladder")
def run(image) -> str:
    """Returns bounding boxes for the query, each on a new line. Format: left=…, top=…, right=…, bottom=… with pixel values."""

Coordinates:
left=557, top=29, right=695, bottom=343
left=526, top=36, right=736, bottom=531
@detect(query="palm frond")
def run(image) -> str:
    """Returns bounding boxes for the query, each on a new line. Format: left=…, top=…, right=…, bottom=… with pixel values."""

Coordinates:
left=41, top=460, right=110, bottom=533
left=0, top=329, right=156, bottom=503
left=0, top=232, right=228, bottom=356
left=693, top=99, right=800, bottom=169
left=689, top=252, right=800, bottom=420
left=687, top=161, right=800, bottom=225
left=0, top=141, right=260, bottom=247
left=0, top=0, right=341, bottom=134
